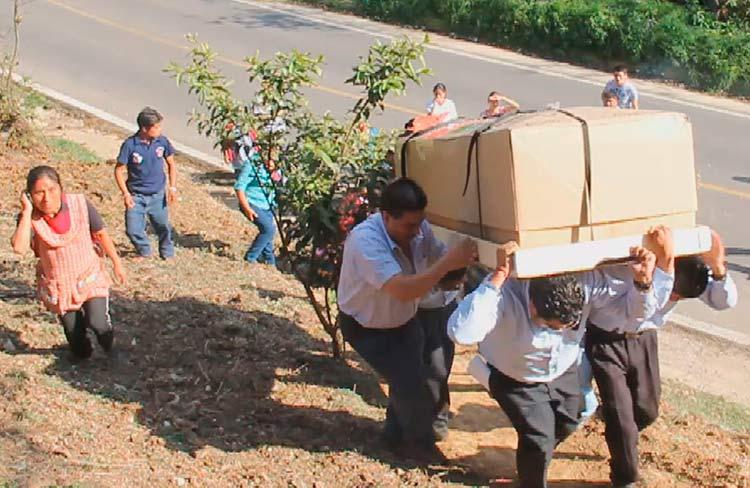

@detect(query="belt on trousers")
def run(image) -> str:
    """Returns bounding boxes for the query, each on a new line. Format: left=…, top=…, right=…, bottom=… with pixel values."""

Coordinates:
left=338, top=312, right=410, bottom=332
left=587, top=322, right=651, bottom=342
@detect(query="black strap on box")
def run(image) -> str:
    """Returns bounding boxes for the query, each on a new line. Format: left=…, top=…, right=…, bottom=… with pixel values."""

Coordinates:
left=556, top=109, right=595, bottom=240
left=461, top=111, right=529, bottom=240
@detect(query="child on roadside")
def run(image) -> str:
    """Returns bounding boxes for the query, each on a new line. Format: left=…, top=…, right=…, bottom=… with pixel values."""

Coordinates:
left=603, top=91, right=619, bottom=108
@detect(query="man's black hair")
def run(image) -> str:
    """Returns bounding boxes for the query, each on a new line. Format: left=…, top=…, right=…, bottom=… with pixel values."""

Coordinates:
left=137, top=106, right=164, bottom=130
left=674, top=255, right=710, bottom=299
left=613, top=64, right=628, bottom=74
left=529, top=275, right=585, bottom=328
left=380, top=177, right=428, bottom=219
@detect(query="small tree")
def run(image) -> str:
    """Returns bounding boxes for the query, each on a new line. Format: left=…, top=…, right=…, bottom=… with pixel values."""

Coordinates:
left=0, top=0, right=30, bottom=148
left=167, top=35, right=430, bottom=356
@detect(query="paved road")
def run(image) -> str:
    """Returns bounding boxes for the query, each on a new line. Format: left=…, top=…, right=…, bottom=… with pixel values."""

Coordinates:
left=3, top=0, right=748, bottom=336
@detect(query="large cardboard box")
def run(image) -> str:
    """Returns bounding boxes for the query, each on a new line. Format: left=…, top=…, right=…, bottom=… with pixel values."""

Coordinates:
left=397, top=107, right=698, bottom=248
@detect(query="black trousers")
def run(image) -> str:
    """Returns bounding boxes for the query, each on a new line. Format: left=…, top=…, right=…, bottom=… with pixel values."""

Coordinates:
left=488, top=363, right=582, bottom=488
left=59, top=297, right=114, bottom=358
left=339, top=313, right=440, bottom=444
left=585, top=324, right=660, bottom=486
left=417, top=301, right=457, bottom=428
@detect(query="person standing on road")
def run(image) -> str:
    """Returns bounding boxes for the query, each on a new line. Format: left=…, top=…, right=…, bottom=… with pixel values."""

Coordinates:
left=602, top=65, right=639, bottom=110
left=11, top=166, right=126, bottom=359
left=115, top=107, right=177, bottom=260
left=447, top=235, right=672, bottom=488
left=584, top=227, right=737, bottom=488
left=426, top=83, right=458, bottom=122
left=337, top=177, right=476, bottom=460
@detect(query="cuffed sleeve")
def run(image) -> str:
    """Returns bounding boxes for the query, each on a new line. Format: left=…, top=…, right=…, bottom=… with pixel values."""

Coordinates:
left=447, top=280, right=503, bottom=345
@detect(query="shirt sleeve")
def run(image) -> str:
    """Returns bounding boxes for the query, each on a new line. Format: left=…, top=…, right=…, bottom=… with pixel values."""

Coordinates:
left=447, top=280, right=505, bottom=345
left=422, top=222, right=448, bottom=264
left=350, top=233, right=403, bottom=290
left=448, top=101, right=458, bottom=119
left=233, top=160, right=255, bottom=192
left=700, top=273, right=738, bottom=311
left=163, top=137, right=175, bottom=157
left=629, top=84, right=639, bottom=101
left=116, top=140, right=130, bottom=165
left=85, top=198, right=105, bottom=232
left=583, top=268, right=663, bottom=325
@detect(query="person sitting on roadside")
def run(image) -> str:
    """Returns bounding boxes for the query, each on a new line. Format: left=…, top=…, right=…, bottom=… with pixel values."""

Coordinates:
left=602, top=65, right=639, bottom=110
left=480, top=91, right=520, bottom=118
left=11, top=166, right=126, bottom=360
left=426, top=83, right=458, bottom=122
left=602, top=91, right=620, bottom=108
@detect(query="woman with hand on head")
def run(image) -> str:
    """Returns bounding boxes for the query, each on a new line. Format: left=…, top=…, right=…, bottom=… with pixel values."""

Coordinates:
left=11, top=165, right=126, bottom=359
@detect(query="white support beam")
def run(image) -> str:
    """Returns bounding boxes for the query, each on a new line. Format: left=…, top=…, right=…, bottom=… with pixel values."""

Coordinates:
left=431, top=225, right=712, bottom=278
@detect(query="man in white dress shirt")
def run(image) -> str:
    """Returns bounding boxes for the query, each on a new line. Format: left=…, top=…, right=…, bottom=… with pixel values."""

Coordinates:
left=337, top=177, right=476, bottom=458
left=448, top=237, right=673, bottom=488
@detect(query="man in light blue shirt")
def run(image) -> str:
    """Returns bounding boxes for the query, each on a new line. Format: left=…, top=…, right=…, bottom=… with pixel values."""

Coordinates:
left=448, top=239, right=671, bottom=488
left=337, top=178, right=476, bottom=459
left=585, top=228, right=737, bottom=488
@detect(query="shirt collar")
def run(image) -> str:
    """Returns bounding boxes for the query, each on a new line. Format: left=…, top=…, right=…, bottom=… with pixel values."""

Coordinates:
left=134, top=132, right=157, bottom=145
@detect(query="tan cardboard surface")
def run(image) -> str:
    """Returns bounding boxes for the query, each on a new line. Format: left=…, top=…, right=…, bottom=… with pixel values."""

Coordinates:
left=400, top=107, right=698, bottom=248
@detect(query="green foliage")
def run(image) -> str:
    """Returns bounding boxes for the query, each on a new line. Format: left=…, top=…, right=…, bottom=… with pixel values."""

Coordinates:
left=663, top=379, right=750, bottom=433
left=167, top=35, right=430, bottom=356
left=307, top=0, right=750, bottom=95
left=46, top=138, right=101, bottom=164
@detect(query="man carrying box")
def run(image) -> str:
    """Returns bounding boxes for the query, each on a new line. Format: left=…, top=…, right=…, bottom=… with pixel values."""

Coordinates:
left=585, top=227, right=737, bottom=488
left=337, top=177, right=476, bottom=459
left=447, top=235, right=674, bottom=488
left=417, top=280, right=463, bottom=441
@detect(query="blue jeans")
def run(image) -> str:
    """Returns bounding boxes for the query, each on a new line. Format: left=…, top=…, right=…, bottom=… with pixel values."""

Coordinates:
left=579, top=351, right=600, bottom=421
left=125, top=190, right=174, bottom=258
left=244, top=204, right=276, bottom=265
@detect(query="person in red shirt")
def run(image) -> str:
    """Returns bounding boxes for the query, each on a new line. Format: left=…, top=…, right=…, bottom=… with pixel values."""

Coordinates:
left=11, top=166, right=126, bottom=359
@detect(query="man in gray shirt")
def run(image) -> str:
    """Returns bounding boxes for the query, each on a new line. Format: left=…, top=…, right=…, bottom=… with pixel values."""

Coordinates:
left=337, top=178, right=476, bottom=459
left=448, top=238, right=673, bottom=488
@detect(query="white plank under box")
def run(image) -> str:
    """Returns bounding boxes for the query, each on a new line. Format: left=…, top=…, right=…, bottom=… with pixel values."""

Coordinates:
left=431, top=225, right=712, bottom=278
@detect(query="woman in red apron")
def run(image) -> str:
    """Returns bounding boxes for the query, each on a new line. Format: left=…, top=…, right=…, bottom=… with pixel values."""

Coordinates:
left=11, top=166, right=126, bottom=359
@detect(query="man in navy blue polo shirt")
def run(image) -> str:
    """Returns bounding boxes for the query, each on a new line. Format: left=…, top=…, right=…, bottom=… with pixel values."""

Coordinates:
left=115, top=107, right=177, bottom=259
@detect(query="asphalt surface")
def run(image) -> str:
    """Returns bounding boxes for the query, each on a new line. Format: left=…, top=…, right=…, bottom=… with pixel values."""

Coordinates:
left=3, top=0, right=748, bottom=336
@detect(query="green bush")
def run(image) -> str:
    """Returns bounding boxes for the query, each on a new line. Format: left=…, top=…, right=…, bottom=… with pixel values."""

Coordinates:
left=314, top=0, right=750, bottom=94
